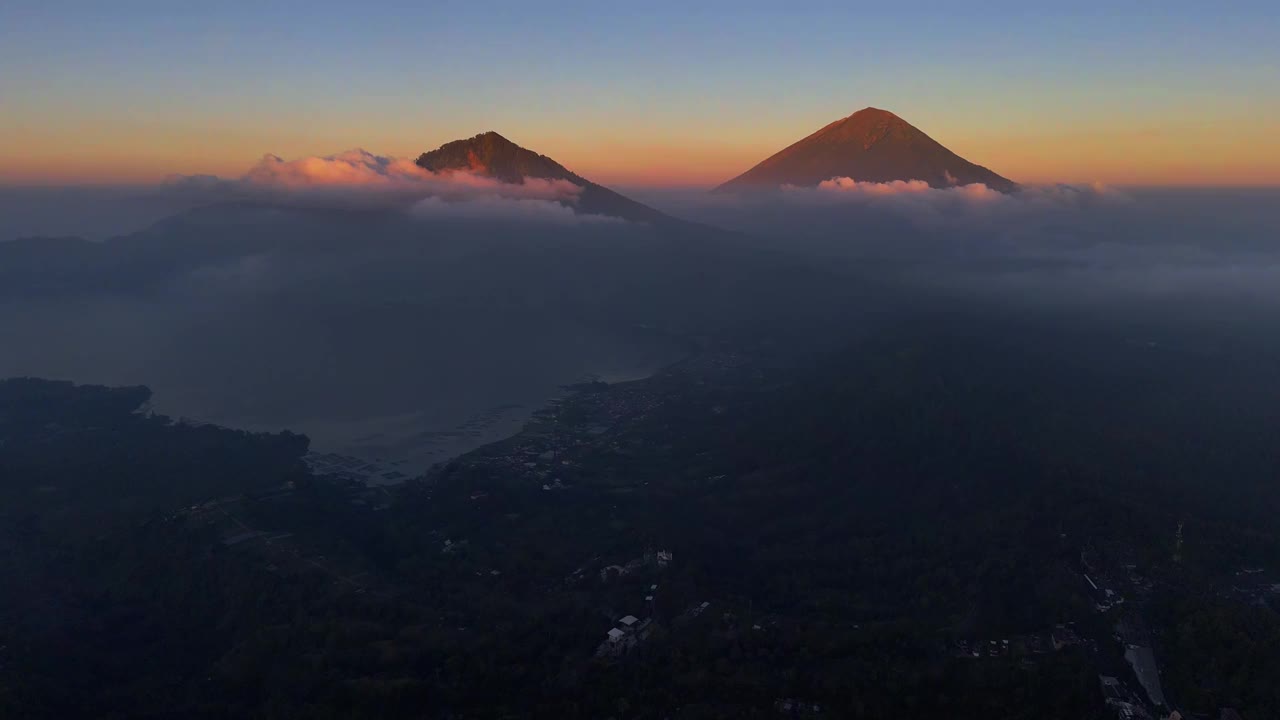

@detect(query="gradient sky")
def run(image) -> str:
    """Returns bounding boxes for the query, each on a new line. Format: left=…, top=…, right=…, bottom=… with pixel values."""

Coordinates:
left=2, top=1, right=1278, bottom=187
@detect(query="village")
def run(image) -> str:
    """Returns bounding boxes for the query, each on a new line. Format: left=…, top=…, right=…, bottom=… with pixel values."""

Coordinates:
left=150, top=356, right=1277, bottom=720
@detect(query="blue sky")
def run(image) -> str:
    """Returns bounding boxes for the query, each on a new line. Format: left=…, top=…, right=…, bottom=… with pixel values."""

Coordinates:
left=2, top=1, right=1277, bottom=185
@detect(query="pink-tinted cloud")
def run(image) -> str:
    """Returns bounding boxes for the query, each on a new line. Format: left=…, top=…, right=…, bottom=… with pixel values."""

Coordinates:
left=774, top=177, right=1124, bottom=217
left=242, top=150, right=432, bottom=188
left=239, top=149, right=583, bottom=202
left=805, top=177, right=1007, bottom=203
left=813, top=178, right=934, bottom=195
left=161, top=149, right=619, bottom=222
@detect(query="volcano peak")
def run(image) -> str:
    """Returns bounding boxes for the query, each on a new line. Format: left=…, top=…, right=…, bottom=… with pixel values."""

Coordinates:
left=716, top=108, right=1017, bottom=193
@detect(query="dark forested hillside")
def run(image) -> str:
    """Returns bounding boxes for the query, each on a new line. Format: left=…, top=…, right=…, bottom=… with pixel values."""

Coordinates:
left=2, top=307, right=1279, bottom=718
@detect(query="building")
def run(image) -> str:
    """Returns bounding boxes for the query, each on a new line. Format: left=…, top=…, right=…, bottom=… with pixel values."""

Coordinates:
left=1052, top=624, right=1082, bottom=650
left=1124, top=644, right=1167, bottom=709
left=597, top=616, right=656, bottom=658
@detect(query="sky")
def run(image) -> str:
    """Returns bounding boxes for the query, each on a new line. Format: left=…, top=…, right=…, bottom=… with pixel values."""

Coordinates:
left=2, top=1, right=1278, bottom=188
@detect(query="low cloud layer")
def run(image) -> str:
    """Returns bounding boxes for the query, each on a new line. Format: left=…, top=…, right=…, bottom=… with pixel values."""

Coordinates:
left=633, top=178, right=1122, bottom=225
left=409, top=196, right=623, bottom=225
left=162, top=149, right=608, bottom=224
left=242, top=150, right=430, bottom=188
left=813, top=178, right=937, bottom=195
left=621, top=180, right=1280, bottom=308
left=783, top=177, right=1124, bottom=215
left=637, top=178, right=1131, bottom=243
left=3, top=174, right=1280, bottom=471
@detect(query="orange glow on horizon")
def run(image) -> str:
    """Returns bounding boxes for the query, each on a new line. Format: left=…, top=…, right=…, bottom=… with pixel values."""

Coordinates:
left=3, top=121, right=1279, bottom=189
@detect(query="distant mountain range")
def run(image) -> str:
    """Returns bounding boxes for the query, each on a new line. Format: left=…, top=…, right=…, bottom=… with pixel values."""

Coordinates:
left=409, top=110, right=1016, bottom=227
left=416, top=132, right=673, bottom=225
left=715, top=108, right=1017, bottom=193
left=2, top=109, right=1017, bottom=242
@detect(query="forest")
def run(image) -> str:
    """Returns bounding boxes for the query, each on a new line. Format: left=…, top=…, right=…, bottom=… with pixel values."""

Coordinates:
left=2, top=305, right=1279, bottom=718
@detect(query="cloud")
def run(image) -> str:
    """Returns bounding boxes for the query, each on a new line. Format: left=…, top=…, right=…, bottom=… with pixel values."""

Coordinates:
left=162, top=173, right=230, bottom=191
left=238, top=150, right=583, bottom=203
left=771, top=181, right=1280, bottom=304
left=790, top=177, right=1031, bottom=213
left=640, top=178, right=1131, bottom=249
left=409, top=195, right=624, bottom=226
left=182, top=253, right=275, bottom=297
left=810, top=178, right=935, bottom=195
left=164, top=149, right=608, bottom=221
left=626, top=182, right=1280, bottom=306
left=242, top=150, right=432, bottom=188
left=789, top=177, right=1122, bottom=211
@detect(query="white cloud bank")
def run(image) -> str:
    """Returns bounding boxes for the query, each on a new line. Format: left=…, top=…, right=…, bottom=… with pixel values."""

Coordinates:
left=787, top=177, right=1124, bottom=213
left=242, top=150, right=431, bottom=188
left=165, top=150, right=617, bottom=224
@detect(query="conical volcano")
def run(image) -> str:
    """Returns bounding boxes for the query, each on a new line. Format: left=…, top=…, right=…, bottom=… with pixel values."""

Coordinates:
left=715, top=108, right=1017, bottom=193
left=416, top=132, right=671, bottom=223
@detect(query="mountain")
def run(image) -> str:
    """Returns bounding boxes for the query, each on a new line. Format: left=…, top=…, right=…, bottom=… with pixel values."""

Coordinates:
left=416, top=132, right=673, bottom=224
left=715, top=107, right=1018, bottom=193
